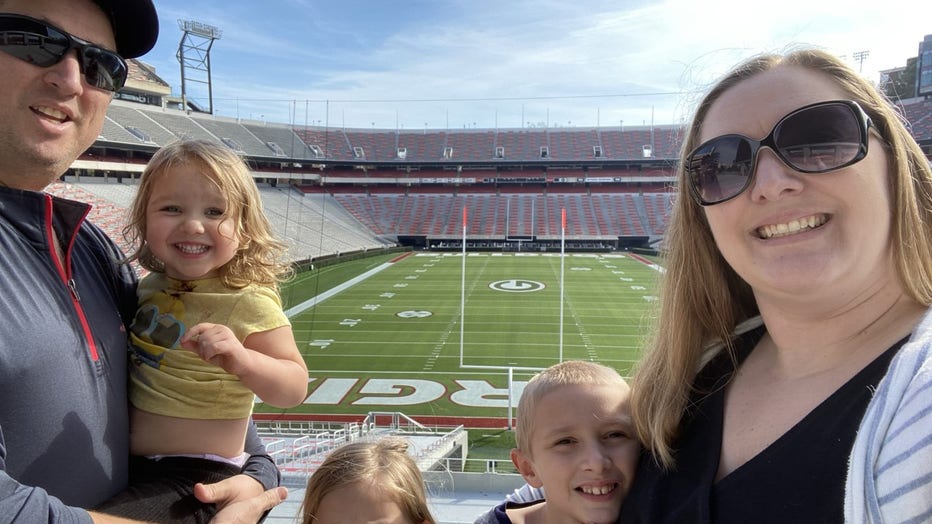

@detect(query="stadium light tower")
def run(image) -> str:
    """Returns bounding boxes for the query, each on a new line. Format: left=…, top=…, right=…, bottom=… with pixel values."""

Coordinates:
left=853, top=50, right=870, bottom=73
left=177, top=19, right=222, bottom=114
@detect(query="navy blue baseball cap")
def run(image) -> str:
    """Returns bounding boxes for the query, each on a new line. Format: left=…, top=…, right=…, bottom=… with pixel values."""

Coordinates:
left=93, top=0, right=159, bottom=58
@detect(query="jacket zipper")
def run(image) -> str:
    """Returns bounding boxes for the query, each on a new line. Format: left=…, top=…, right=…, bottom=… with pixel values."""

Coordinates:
left=44, top=195, right=100, bottom=362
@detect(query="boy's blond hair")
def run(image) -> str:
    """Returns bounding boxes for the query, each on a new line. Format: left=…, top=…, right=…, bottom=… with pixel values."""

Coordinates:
left=515, top=360, right=629, bottom=455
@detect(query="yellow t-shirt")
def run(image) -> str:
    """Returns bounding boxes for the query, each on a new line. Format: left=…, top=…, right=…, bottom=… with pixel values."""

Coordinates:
left=128, top=274, right=290, bottom=419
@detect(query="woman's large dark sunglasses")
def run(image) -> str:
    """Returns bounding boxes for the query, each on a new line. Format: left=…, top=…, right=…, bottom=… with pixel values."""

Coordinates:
left=685, top=100, right=873, bottom=206
left=0, top=13, right=128, bottom=92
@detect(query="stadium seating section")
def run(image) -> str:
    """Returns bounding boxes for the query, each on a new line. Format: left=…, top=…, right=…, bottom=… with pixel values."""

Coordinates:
left=76, top=97, right=931, bottom=262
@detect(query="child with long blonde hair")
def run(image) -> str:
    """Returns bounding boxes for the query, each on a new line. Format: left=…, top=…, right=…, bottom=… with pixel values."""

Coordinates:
left=302, top=438, right=436, bottom=524
left=98, top=139, right=308, bottom=523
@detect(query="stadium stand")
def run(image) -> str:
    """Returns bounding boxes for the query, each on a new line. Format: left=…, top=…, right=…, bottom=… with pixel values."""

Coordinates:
left=86, top=86, right=931, bottom=259
left=246, top=123, right=318, bottom=159
left=191, top=117, right=272, bottom=157
left=143, top=109, right=219, bottom=143
left=447, top=130, right=496, bottom=161
left=549, top=128, right=602, bottom=159
left=100, top=116, right=150, bottom=145
left=257, top=412, right=467, bottom=483
left=256, top=186, right=391, bottom=257
left=57, top=178, right=392, bottom=263
left=327, top=188, right=660, bottom=240
left=103, top=103, right=179, bottom=145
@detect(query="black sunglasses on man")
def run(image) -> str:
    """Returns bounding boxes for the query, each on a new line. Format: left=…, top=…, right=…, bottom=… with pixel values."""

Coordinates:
left=0, top=13, right=128, bottom=92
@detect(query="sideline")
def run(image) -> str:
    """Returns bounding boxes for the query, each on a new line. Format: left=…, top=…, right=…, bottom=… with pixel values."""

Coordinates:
left=254, top=412, right=510, bottom=429
left=284, top=262, right=391, bottom=318
left=284, top=251, right=414, bottom=318
left=626, top=252, right=666, bottom=273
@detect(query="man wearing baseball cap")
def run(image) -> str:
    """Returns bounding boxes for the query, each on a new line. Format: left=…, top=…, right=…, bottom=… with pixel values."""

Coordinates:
left=0, top=0, right=285, bottom=521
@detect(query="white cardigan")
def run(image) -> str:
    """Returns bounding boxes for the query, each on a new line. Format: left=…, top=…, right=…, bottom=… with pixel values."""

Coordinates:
left=845, top=306, right=932, bottom=523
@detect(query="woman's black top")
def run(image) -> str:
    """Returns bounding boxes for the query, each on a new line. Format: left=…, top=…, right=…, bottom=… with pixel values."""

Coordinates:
left=618, top=327, right=905, bottom=524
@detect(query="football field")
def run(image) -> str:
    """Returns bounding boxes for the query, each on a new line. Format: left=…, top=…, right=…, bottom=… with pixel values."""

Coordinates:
left=261, top=251, right=662, bottom=424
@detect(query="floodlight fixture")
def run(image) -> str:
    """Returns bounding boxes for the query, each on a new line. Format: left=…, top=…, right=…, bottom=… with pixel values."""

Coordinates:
left=853, top=50, right=870, bottom=73
left=177, top=19, right=223, bottom=114
left=178, top=19, right=223, bottom=40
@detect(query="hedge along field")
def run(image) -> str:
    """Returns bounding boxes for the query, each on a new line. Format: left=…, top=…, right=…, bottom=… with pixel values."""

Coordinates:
left=261, top=251, right=662, bottom=425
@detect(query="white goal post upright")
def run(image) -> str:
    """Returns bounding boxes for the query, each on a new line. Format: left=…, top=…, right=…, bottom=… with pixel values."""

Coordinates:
left=457, top=205, right=565, bottom=429
left=460, top=206, right=466, bottom=368
left=508, top=366, right=514, bottom=430
left=559, top=207, right=566, bottom=363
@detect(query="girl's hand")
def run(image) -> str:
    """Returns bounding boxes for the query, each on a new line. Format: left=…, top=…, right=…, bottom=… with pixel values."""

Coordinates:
left=181, top=323, right=251, bottom=377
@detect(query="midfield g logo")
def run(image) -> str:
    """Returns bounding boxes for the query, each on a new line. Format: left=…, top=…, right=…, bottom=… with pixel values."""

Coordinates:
left=488, top=279, right=546, bottom=293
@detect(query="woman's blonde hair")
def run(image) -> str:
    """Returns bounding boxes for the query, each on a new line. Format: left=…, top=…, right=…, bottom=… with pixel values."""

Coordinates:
left=123, top=139, right=292, bottom=288
left=516, top=360, right=630, bottom=455
left=632, top=48, right=932, bottom=469
left=301, top=438, right=436, bottom=524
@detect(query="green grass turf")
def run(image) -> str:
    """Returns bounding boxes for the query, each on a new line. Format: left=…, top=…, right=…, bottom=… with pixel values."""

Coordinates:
left=262, top=251, right=661, bottom=422
left=465, top=429, right=519, bottom=473
left=282, top=252, right=403, bottom=306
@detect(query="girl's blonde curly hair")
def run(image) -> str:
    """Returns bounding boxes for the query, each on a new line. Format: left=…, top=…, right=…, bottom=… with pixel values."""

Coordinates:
left=123, top=139, right=292, bottom=289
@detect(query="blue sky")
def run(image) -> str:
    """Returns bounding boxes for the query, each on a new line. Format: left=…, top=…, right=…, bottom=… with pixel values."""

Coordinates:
left=136, top=0, right=929, bottom=130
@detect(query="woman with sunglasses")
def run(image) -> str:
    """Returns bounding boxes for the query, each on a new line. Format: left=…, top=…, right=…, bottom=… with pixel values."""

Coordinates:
left=618, top=48, right=932, bottom=523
